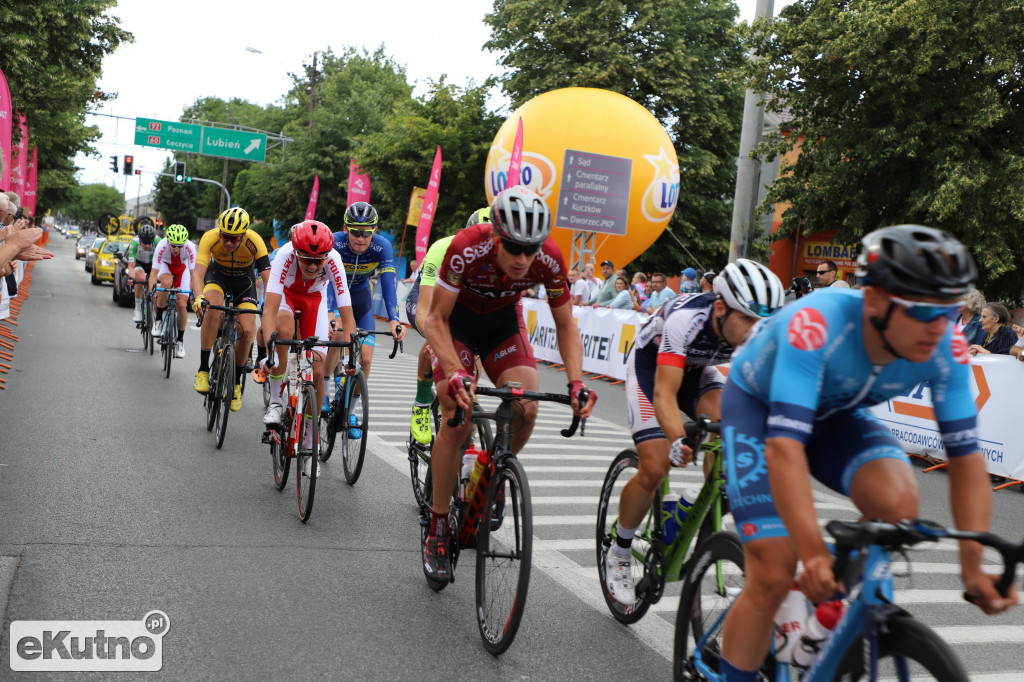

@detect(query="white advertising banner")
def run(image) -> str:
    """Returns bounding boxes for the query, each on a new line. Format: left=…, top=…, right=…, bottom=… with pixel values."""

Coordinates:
left=869, top=354, right=1024, bottom=480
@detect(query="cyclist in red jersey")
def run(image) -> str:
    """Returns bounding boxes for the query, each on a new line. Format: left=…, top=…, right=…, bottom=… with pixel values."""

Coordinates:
left=420, top=186, right=597, bottom=585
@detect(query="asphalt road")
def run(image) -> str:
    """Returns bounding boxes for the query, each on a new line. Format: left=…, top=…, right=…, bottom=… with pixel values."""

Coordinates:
left=1, top=237, right=1021, bottom=680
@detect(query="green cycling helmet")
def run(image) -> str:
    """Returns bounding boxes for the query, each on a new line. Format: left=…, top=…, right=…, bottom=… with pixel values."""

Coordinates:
left=166, top=224, right=189, bottom=245
left=465, top=206, right=491, bottom=228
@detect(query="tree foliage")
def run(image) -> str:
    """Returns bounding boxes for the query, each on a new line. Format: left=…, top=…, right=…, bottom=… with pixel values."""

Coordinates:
left=53, top=182, right=123, bottom=223
left=153, top=159, right=204, bottom=230
left=0, top=1, right=132, bottom=214
left=484, top=0, right=745, bottom=273
left=747, top=0, right=1024, bottom=300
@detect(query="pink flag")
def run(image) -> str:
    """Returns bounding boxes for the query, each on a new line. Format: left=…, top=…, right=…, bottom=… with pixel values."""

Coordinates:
left=506, top=118, right=524, bottom=188
left=304, top=175, right=319, bottom=220
left=9, top=114, right=28, bottom=202
left=346, top=159, right=371, bottom=208
left=0, top=68, right=12, bottom=191
left=23, top=147, right=37, bottom=217
left=414, top=146, right=442, bottom=263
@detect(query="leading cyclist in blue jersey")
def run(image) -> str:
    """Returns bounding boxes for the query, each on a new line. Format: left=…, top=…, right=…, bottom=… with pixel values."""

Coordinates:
left=323, top=202, right=406, bottom=413
left=717, top=225, right=1017, bottom=682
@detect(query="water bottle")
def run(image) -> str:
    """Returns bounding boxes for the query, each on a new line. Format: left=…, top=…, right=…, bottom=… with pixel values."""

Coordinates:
left=791, top=599, right=844, bottom=670
left=460, top=447, right=481, bottom=502
left=661, top=493, right=681, bottom=544
left=772, top=583, right=810, bottom=664
left=464, top=446, right=492, bottom=502
left=325, top=375, right=336, bottom=404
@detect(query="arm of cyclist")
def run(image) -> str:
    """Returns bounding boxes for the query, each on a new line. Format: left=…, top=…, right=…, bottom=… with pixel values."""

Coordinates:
left=376, top=244, right=407, bottom=342
left=422, top=283, right=474, bottom=411
left=766, top=435, right=837, bottom=604
left=549, top=300, right=595, bottom=418
left=653, top=363, right=693, bottom=466
left=947, top=452, right=1017, bottom=614
left=190, top=262, right=208, bottom=313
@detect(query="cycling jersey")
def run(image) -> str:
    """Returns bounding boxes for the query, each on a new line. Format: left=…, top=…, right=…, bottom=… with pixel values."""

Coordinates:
left=434, top=224, right=571, bottom=314
left=406, top=235, right=455, bottom=334
left=195, top=229, right=271, bottom=276
left=327, top=232, right=398, bottom=322
left=153, top=240, right=197, bottom=289
left=126, top=237, right=156, bottom=265
left=267, top=243, right=352, bottom=344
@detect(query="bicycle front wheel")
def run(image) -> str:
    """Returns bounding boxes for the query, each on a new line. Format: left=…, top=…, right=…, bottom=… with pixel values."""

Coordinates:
left=673, top=531, right=746, bottom=682
left=341, top=370, right=368, bottom=485
left=205, top=341, right=223, bottom=432
left=596, top=448, right=654, bottom=624
left=475, top=456, right=532, bottom=656
left=296, top=385, right=319, bottom=523
left=214, top=345, right=235, bottom=449
left=270, top=426, right=290, bottom=490
left=834, top=614, right=969, bottom=681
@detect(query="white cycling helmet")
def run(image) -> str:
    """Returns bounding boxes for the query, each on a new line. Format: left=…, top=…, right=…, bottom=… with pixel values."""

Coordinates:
left=714, top=258, right=786, bottom=318
left=490, top=186, right=552, bottom=245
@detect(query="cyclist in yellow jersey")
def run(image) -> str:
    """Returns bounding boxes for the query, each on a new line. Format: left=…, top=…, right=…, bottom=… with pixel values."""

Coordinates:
left=191, top=207, right=271, bottom=411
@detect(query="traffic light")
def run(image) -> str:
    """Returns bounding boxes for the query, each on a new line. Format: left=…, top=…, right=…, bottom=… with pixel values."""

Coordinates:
left=134, top=169, right=142, bottom=175
left=123, top=155, right=134, bottom=175
left=174, top=161, right=186, bottom=183
left=109, top=155, right=118, bottom=173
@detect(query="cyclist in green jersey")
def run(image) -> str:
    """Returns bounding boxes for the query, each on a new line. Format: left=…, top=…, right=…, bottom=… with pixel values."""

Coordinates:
left=127, top=224, right=158, bottom=323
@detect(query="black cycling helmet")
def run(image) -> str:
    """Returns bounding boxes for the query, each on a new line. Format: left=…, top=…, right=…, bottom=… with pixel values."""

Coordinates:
left=855, top=225, right=976, bottom=301
left=138, top=224, right=156, bottom=245
left=343, top=201, right=379, bottom=229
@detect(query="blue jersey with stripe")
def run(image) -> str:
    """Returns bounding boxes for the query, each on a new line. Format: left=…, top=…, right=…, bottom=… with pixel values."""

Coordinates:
left=326, top=232, right=398, bottom=321
left=728, top=288, right=978, bottom=456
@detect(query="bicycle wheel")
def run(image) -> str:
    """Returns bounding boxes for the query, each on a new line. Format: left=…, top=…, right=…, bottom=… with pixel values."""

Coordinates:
left=205, top=340, right=223, bottom=432
left=475, top=456, right=532, bottom=656
left=834, top=614, right=969, bottom=681
left=341, top=370, right=368, bottom=485
left=296, top=384, right=319, bottom=523
left=319, top=377, right=341, bottom=463
left=214, top=345, right=235, bottom=450
left=673, top=532, right=746, bottom=682
left=145, top=299, right=155, bottom=355
left=409, top=395, right=440, bottom=508
left=163, top=308, right=176, bottom=378
left=270, top=426, right=290, bottom=490
left=596, top=448, right=654, bottom=624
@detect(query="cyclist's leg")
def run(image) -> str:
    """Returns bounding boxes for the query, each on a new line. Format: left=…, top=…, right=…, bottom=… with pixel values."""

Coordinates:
left=232, top=279, right=260, bottom=391
left=263, top=301, right=296, bottom=423
left=198, top=283, right=225, bottom=374
left=351, top=287, right=375, bottom=379
left=410, top=343, right=435, bottom=444
left=476, top=303, right=539, bottom=454
left=171, top=266, right=189, bottom=346
left=322, top=312, right=341, bottom=410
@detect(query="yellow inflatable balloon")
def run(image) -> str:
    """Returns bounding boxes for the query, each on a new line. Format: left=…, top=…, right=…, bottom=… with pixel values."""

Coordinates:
left=485, top=87, right=678, bottom=268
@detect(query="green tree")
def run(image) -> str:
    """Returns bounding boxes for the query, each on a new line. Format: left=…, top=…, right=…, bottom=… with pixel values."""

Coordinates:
left=153, top=159, right=204, bottom=230
left=484, top=0, right=745, bottom=272
left=53, top=182, right=124, bottom=224
left=0, top=1, right=132, bottom=214
left=747, top=0, right=1024, bottom=300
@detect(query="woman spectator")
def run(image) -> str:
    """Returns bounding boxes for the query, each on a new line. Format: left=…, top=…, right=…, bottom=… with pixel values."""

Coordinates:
left=606, top=274, right=640, bottom=311
left=956, top=289, right=985, bottom=345
left=968, top=302, right=1016, bottom=356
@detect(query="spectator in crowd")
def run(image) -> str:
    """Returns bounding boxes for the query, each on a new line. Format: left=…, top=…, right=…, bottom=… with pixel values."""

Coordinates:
left=589, top=259, right=618, bottom=306
left=816, top=260, right=851, bottom=288
left=582, top=261, right=601, bottom=298
left=605, top=274, right=641, bottom=311
left=680, top=267, right=699, bottom=293
left=956, top=289, right=986, bottom=346
left=400, top=259, right=419, bottom=284
left=968, top=302, right=1016, bottom=356
left=631, top=272, right=648, bottom=305
left=1010, top=323, right=1024, bottom=362
left=568, top=268, right=585, bottom=305
left=644, top=272, right=676, bottom=314
left=0, top=198, right=50, bottom=275
left=699, top=271, right=716, bottom=293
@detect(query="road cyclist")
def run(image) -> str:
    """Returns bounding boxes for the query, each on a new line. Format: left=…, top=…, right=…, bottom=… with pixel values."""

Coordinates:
left=150, top=224, right=197, bottom=360
left=191, top=207, right=270, bottom=413
left=261, top=219, right=357, bottom=478
left=126, top=222, right=158, bottom=324
left=420, top=185, right=597, bottom=586
left=601, top=259, right=786, bottom=608
left=713, top=225, right=1018, bottom=682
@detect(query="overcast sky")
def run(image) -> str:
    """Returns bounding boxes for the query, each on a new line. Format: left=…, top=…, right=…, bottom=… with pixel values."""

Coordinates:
left=79, top=0, right=790, bottom=201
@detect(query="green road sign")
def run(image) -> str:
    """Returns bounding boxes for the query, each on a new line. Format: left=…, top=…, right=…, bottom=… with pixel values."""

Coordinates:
left=200, top=127, right=267, bottom=162
left=134, top=118, right=202, bottom=153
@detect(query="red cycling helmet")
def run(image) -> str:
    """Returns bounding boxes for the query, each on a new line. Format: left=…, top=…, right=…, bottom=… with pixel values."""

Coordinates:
left=290, top=220, right=334, bottom=259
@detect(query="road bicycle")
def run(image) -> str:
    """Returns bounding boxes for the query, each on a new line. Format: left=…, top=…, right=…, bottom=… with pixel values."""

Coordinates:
left=262, top=330, right=350, bottom=523
left=596, top=417, right=724, bottom=623
left=153, top=286, right=190, bottom=379
left=197, top=297, right=260, bottom=449
left=130, top=276, right=154, bottom=355
left=422, top=378, right=588, bottom=655
left=674, top=519, right=1024, bottom=681
left=318, top=328, right=401, bottom=484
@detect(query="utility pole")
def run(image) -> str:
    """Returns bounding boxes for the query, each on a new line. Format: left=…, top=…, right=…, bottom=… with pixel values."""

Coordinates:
left=728, top=0, right=775, bottom=263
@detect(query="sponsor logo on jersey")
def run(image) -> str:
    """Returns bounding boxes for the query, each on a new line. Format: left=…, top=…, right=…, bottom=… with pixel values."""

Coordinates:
left=446, top=271, right=462, bottom=286
left=741, top=522, right=757, bottom=537
left=449, top=255, right=465, bottom=274
left=493, top=344, right=517, bottom=362
left=787, top=308, right=828, bottom=351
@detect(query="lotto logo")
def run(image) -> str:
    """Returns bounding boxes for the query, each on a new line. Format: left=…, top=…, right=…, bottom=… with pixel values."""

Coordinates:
left=787, top=308, right=828, bottom=351
left=950, top=327, right=969, bottom=364
left=741, top=522, right=758, bottom=537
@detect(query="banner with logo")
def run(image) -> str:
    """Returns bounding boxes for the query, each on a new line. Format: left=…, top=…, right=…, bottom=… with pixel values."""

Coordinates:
left=506, top=118, right=524, bottom=188
left=23, top=147, right=37, bottom=217
left=346, top=159, right=370, bottom=208
left=0, top=67, right=12, bottom=191
left=414, top=146, right=442, bottom=264
left=869, top=355, right=1024, bottom=481
left=9, top=114, right=27, bottom=201
left=304, top=175, right=319, bottom=219
left=406, top=186, right=426, bottom=226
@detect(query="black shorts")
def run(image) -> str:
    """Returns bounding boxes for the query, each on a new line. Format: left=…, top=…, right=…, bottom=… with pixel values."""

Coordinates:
left=204, top=262, right=260, bottom=307
left=431, top=302, right=536, bottom=383
left=133, top=260, right=153, bottom=276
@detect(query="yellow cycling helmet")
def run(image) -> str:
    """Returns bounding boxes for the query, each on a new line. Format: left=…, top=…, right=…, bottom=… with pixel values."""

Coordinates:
left=218, top=207, right=250, bottom=235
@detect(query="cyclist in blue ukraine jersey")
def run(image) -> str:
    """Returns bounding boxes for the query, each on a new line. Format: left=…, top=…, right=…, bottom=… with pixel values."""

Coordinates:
left=323, top=202, right=406, bottom=414
left=717, top=225, right=1016, bottom=682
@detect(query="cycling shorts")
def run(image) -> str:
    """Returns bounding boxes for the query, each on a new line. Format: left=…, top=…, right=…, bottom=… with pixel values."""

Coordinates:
left=626, top=361, right=725, bottom=445
left=132, top=260, right=152, bottom=276
left=330, top=286, right=375, bottom=348
left=204, top=262, right=259, bottom=308
left=280, top=291, right=330, bottom=357
left=430, top=301, right=535, bottom=383
left=157, top=261, right=189, bottom=290
left=721, top=381, right=910, bottom=544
